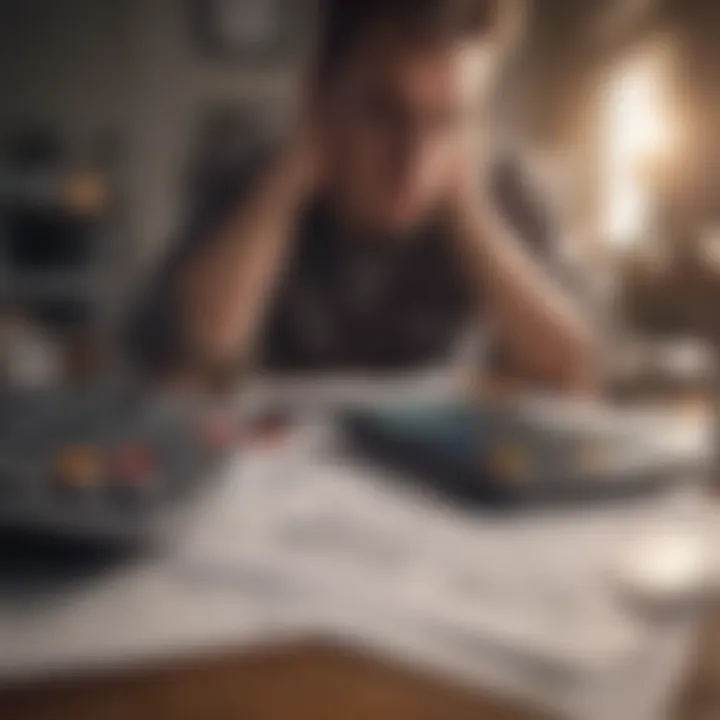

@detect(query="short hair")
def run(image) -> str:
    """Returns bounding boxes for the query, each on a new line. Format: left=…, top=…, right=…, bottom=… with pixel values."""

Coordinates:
left=317, top=0, right=502, bottom=80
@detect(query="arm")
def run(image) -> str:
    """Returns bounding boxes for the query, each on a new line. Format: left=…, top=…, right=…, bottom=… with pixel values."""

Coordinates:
left=450, top=186, right=599, bottom=394
left=178, top=143, right=318, bottom=370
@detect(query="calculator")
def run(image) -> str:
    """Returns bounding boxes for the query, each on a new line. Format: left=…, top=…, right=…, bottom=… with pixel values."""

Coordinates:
left=343, top=402, right=705, bottom=508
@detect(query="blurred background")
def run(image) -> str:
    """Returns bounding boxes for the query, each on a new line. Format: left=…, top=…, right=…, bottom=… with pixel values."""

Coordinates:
left=0, top=0, right=717, bottom=370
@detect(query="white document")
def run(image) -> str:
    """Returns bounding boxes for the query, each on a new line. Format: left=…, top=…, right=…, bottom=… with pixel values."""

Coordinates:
left=178, top=415, right=711, bottom=672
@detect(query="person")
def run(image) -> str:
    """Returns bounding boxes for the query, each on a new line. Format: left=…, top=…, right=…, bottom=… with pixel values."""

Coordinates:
left=130, top=0, right=597, bottom=392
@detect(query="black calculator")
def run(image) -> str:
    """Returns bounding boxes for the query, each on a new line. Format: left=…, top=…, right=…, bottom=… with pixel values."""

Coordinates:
left=343, top=403, right=704, bottom=508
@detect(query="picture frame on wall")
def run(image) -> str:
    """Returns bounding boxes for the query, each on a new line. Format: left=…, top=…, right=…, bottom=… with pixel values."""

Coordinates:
left=190, top=0, right=311, bottom=63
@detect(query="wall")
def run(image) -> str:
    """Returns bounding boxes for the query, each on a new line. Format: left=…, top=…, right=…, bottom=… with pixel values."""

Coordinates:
left=0, top=0, right=296, bottom=296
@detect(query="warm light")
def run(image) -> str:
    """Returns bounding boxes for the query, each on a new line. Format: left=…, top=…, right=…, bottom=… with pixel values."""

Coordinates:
left=600, top=42, right=677, bottom=250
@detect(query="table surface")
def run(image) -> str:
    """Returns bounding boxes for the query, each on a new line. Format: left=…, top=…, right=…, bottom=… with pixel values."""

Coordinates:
left=0, top=641, right=555, bottom=720
left=1, top=622, right=719, bottom=720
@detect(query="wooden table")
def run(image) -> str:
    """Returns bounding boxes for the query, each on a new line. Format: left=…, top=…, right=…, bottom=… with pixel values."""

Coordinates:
left=674, top=601, right=720, bottom=720
left=0, top=641, right=553, bottom=720
left=3, top=620, right=720, bottom=720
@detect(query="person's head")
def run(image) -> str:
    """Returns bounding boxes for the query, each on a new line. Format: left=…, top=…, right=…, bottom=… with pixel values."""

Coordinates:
left=313, top=0, right=504, bottom=236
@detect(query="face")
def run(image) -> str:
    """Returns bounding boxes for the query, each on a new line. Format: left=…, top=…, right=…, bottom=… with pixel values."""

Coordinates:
left=317, top=30, right=493, bottom=236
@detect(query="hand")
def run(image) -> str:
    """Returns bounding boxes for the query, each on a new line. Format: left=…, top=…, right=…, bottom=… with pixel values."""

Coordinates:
left=279, top=127, right=323, bottom=197
left=277, top=79, right=328, bottom=198
left=444, top=131, right=487, bottom=219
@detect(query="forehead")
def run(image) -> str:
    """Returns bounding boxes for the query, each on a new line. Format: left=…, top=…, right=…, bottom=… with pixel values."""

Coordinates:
left=337, top=28, right=495, bottom=107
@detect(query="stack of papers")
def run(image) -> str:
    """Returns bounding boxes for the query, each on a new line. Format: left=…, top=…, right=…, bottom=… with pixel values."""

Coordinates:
left=177, top=416, right=712, bottom=675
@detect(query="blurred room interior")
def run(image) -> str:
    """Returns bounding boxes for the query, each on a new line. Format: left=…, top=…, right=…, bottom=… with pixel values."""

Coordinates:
left=0, top=1, right=719, bottom=719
